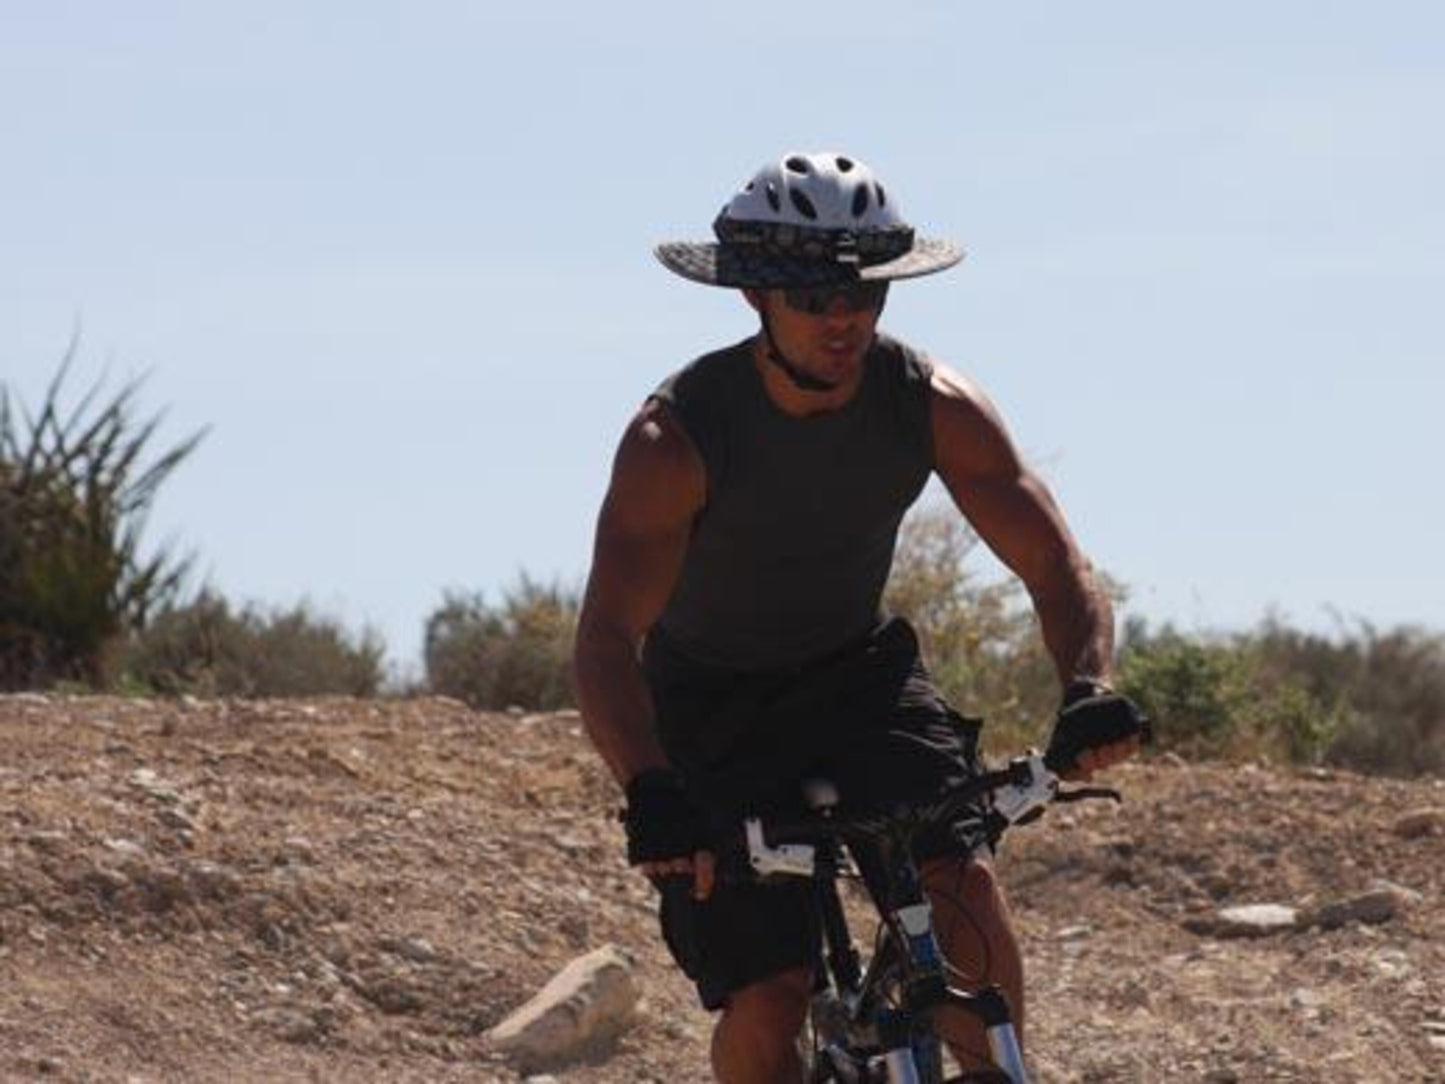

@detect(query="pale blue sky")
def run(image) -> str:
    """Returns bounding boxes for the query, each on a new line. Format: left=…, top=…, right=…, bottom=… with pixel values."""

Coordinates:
left=3, top=2, right=1442, bottom=674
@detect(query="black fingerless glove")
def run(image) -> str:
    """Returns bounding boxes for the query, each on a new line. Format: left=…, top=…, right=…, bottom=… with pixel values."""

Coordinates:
left=621, top=768, right=711, bottom=866
left=1043, top=680, right=1152, bottom=775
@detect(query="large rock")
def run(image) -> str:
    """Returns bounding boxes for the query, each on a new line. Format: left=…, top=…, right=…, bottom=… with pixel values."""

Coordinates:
left=1302, top=884, right=1419, bottom=930
left=1392, top=808, right=1445, bottom=839
left=1184, top=903, right=1299, bottom=938
left=485, top=944, right=639, bottom=1071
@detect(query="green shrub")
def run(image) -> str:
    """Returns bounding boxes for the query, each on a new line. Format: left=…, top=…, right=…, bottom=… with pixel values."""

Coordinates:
left=1116, top=631, right=1243, bottom=756
left=424, top=576, right=578, bottom=710
left=122, top=589, right=385, bottom=697
left=1, top=347, right=204, bottom=689
left=1117, top=624, right=1342, bottom=764
left=883, top=504, right=1389, bottom=770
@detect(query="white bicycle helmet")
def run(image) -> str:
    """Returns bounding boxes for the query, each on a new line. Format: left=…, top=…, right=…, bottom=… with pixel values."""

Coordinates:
left=656, top=151, right=963, bottom=288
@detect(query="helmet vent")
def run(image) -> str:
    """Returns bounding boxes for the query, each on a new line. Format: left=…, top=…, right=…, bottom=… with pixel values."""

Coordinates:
left=765, top=183, right=782, bottom=212
left=875, top=183, right=887, bottom=208
left=836, top=156, right=855, bottom=172
left=788, top=188, right=818, bottom=220
left=851, top=184, right=870, bottom=216
left=785, top=155, right=811, bottom=174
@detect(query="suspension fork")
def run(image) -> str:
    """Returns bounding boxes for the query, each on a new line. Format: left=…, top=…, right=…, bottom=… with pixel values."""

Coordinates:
left=869, top=855, right=948, bottom=1083
left=944, top=987, right=1028, bottom=1083
left=890, top=971, right=1028, bottom=1083
left=883, top=862, right=1029, bottom=1084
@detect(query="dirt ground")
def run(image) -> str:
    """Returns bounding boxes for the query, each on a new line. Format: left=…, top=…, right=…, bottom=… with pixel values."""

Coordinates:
left=1, top=694, right=1442, bottom=1082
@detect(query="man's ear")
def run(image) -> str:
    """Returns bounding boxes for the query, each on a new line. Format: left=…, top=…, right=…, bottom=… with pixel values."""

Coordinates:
left=741, top=288, right=764, bottom=314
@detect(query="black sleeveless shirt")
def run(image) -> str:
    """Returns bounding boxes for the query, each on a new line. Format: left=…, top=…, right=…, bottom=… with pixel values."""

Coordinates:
left=650, top=333, right=935, bottom=671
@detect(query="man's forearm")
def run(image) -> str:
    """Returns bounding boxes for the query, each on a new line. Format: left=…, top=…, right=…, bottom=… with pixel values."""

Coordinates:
left=1029, top=561, right=1116, bottom=686
left=572, top=623, right=671, bottom=786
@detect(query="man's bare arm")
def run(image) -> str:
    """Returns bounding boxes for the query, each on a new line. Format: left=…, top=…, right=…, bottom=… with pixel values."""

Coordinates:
left=573, top=399, right=705, bottom=786
left=928, top=362, right=1115, bottom=685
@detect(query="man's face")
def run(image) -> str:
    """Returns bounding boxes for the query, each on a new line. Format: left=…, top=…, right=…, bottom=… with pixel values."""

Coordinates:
left=746, top=282, right=888, bottom=390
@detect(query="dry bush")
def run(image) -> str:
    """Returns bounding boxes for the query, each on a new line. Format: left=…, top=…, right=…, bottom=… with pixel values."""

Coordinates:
left=884, top=504, right=1057, bottom=754
left=122, top=589, right=384, bottom=697
left=423, top=576, right=578, bottom=710
left=1252, top=619, right=1445, bottom=777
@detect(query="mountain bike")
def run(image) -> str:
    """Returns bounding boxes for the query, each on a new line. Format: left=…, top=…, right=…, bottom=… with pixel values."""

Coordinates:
left=736, top=750, right=1125, bottom=1083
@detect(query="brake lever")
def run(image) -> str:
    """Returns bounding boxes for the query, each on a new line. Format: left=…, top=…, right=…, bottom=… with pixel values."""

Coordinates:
left=990, top=752, right=1057, bottom=825
left=744, top=817, right=817, bottom=877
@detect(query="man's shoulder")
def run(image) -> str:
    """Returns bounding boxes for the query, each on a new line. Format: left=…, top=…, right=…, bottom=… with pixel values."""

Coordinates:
left=646, top=338, right=753, bottom=475
left=653, top=337, right=753, bottom=411
left=869, top=332, right=935, bottom=401
left=872, top=332, right=932, bottom=376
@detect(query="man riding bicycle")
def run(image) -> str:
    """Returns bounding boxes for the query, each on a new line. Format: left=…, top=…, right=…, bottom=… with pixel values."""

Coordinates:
left=573, top=151, right=1144, bottom=1083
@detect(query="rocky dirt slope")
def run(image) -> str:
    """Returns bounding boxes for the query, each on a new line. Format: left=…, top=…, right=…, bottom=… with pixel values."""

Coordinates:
left=1, top=694, right=1442, bottom=1082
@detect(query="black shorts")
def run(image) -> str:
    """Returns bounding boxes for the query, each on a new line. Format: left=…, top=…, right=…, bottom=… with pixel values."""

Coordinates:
left=642, top=616, right=983, bottom=1010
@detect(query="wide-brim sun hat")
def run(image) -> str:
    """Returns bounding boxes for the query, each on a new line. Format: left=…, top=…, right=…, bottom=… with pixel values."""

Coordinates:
left=655, top=151, right=964, bottom=289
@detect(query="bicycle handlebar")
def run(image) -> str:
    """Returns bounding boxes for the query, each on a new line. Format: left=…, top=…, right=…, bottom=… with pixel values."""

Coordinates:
left=741, top=751, right=1122, bottom=880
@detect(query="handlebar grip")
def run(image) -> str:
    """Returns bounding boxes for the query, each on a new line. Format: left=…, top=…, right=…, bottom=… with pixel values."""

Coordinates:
left=1043, top=693, right=1150, bottom=774
left=650, top=872, right=699, bottom=906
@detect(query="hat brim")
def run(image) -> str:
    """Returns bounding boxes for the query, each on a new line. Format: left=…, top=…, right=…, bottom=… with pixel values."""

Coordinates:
left=654, top=237, right=964, bottom=288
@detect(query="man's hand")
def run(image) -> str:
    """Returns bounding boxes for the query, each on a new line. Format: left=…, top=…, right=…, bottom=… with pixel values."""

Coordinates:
left=1065, top=735, right=1140, bottom=780
left=622, top=768, right=716, bottom=900
left=1043, top=683, right=1150, bottom=781
left=644, top=851, right=717, bottom=902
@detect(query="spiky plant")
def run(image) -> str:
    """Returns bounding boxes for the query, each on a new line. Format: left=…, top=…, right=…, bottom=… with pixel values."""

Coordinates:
left=0, top=341, right=206, bottom=689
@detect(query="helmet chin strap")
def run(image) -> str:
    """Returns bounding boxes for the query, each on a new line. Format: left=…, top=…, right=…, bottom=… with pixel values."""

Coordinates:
left=759, top=313, right=840, bottom=393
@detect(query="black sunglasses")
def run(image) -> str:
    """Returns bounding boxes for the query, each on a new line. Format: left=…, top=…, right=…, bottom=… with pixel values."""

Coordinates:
left=781, top=280, right=889, bottom=315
